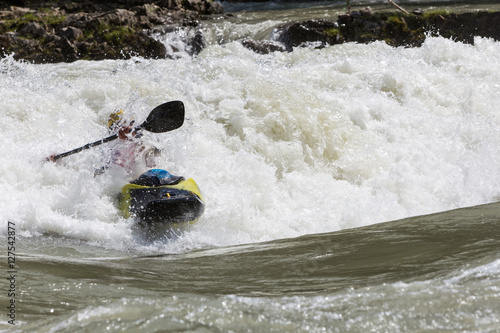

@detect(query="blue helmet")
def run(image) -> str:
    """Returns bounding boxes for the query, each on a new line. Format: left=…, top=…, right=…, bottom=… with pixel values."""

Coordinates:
left=141, top=169, right=171, bottom=179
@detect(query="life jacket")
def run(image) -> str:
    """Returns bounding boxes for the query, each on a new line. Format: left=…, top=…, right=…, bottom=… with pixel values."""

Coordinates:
left=110, top=140, right=146, bottom=174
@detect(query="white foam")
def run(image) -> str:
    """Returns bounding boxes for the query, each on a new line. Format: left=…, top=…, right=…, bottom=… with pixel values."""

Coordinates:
left=1, top=36, right=499, bottom=252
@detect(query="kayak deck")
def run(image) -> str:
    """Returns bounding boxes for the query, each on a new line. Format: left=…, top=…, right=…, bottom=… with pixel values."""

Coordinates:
left=119, top=170, right=204, bottom=225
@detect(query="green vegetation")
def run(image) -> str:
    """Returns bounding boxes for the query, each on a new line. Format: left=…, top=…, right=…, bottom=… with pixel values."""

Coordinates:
left=423, top=9, right=450, bottom=19
left=1, top=13, right=40, bottom=33
left=0, top=12, right=66, bottom=33
left=325, top=27, right=341, bottom=37
left=85, top=22, right=137, bottom=45
left=18, top=13, right=40, bottom=24
left=45, top=14, right=66, bottom=28
left=386, top=14, right=408, bottom=29
left=104, top=26, right=135, bottom=45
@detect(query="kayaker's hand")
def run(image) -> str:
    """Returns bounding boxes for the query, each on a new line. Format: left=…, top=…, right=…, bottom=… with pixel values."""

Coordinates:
left=46, top=154, right=57, bottom=162
left=118, top=126, right=134, bottom=140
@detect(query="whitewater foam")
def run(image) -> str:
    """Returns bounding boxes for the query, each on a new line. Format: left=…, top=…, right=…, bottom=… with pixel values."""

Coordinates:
left=1, top=36, right=499, bottom=252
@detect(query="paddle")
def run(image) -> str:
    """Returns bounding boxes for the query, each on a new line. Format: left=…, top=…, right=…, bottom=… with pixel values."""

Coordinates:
left=49, top=101, right=185, bottom=161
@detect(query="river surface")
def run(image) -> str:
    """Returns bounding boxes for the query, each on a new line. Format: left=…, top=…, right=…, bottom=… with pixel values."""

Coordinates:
left=1, top=0, right=500, bottom=332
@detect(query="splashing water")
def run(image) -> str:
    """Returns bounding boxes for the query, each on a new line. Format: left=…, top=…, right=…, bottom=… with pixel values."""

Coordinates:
left=1, top=35, right=499, bottom=254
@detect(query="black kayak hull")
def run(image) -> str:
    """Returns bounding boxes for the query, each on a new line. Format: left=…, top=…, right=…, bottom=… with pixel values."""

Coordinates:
left=119, top=169, right=204, bottom=225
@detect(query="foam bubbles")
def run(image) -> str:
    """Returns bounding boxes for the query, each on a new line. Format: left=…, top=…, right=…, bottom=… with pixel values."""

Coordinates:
left=1, top=37, right=499, bottom=252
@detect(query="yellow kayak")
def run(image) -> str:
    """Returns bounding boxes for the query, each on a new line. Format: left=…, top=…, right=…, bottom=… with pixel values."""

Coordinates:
left=119, top=169, right=204, bottom=226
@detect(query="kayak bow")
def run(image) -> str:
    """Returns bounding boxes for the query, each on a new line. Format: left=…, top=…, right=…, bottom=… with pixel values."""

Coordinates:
left=119, top=169, right=204, bottom=225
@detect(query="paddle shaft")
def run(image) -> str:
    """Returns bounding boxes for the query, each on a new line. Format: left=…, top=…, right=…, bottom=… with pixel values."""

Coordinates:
left=51, top=133, right=119, bottom=161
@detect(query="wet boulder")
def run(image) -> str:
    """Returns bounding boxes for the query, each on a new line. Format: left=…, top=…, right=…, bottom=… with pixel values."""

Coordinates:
left=278, top=19, right=341, bottom=51
left=19, top=21, right=46, bottom=38
left=57, top=26, right=83, bottom=41
left=241, top=39, right=286, bottom=54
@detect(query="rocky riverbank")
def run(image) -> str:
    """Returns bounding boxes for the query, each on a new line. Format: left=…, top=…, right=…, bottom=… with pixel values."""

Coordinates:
left=0, top=0, right=223, bottom=63
left=244, top=8, right=500, bottom=54
left=1, top=1, right=500, bottom=63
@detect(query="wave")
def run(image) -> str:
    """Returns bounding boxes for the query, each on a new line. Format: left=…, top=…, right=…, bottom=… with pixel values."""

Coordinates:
left=13, top=202, right=500, bottom=332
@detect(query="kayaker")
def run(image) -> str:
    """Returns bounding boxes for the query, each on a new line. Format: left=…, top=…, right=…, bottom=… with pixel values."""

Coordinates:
left=100, top=109, right=161, bottom=175
left=48, top=109, right=161, bottom=175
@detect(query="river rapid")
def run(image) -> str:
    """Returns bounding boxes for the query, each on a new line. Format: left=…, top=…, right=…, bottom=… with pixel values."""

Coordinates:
left=1, top=0, right=500, bottom=332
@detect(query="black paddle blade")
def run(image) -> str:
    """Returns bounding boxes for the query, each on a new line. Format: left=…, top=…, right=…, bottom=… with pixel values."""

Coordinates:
left=141, top=101, right=185, bottom=133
